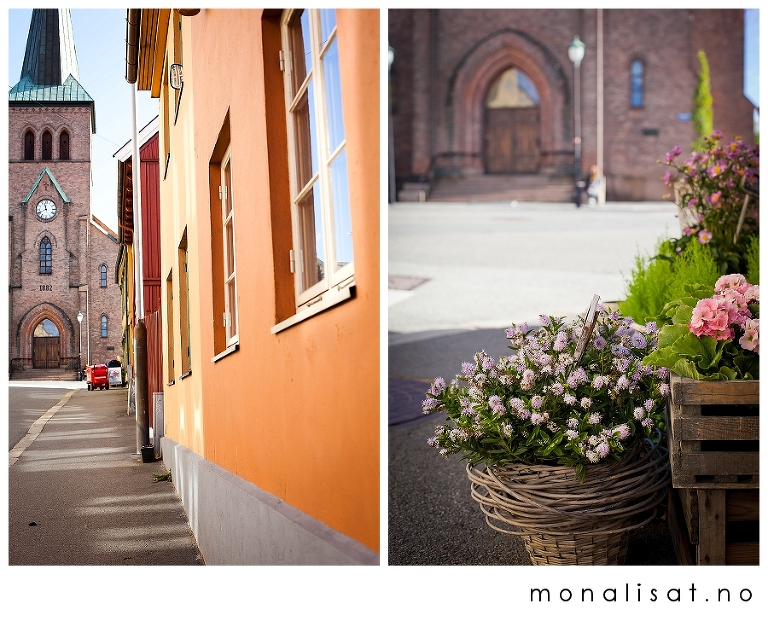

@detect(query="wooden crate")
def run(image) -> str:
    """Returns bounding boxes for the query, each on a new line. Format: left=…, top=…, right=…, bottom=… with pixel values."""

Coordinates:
left=668, top=487, right=759, bottom=565
left=668, top=374, right=759, bottom=489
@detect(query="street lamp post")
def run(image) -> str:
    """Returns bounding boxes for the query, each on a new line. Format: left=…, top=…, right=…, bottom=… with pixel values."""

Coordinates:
left=76, top=311, right=83, bottom=380
left=568, top=36, right=586, bottom=207
left=388, top=45, right=396, bottom=204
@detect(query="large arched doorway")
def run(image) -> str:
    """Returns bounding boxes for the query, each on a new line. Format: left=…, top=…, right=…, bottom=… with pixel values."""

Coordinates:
left=484, top=67, right=541, bottom=174
left=32, top=318, right=61, bottom=368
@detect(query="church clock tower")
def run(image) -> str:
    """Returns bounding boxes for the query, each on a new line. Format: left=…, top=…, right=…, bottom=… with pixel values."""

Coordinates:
left=8, top=9, right=121, bottom=379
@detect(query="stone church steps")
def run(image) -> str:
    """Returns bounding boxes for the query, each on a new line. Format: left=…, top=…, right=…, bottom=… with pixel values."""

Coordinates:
left=425, top=174, right=574, bottom=203
left=10, top=368, right=80, bottom=382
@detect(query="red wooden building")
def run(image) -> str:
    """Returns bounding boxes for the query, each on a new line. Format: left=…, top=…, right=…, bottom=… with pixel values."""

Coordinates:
left=115, top=116, right=163, bottom=430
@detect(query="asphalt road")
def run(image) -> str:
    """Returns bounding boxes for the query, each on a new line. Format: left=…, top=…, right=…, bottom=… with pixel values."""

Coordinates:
left=389, top=200, right=680, bottom=333
left=8, top=384, right=83, bottom=451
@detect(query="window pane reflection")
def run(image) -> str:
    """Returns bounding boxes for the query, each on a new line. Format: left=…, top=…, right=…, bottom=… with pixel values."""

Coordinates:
left=330, top=149, right=353, bottom=269
left=298, top=182, right=325, bottom=291
left=291, top=80, right=319, bottom=191
left=323, top=38, right=345, bottom=155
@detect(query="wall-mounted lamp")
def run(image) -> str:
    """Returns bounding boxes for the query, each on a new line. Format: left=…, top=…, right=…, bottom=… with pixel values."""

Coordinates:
left=170, top=64, right=184, bottom=90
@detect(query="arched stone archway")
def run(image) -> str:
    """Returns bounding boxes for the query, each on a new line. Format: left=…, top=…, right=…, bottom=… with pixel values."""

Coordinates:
left=16, top=303, right=77, bottom=369
left=447, top=29, right=571, bottom=175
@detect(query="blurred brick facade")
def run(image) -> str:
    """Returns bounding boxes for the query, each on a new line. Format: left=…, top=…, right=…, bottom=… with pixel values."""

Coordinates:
left=389, top=9, right=755, bottom=201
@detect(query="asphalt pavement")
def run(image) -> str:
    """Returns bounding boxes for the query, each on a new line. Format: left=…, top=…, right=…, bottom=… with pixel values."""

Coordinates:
left=388, top=200, right=680, bottom=565
left=8, top=384, right=203, bottom=565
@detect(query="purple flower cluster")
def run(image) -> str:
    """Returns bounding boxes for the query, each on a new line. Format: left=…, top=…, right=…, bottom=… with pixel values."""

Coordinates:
left=424, top=309, right=669, bottom=474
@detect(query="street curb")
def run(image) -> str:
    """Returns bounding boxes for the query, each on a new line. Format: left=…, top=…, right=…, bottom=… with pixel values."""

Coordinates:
left=8, top=388, right=77, bottom=467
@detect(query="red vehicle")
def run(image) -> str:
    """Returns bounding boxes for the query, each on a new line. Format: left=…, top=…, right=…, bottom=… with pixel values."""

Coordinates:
left=86, top=364, right=109, bottom=391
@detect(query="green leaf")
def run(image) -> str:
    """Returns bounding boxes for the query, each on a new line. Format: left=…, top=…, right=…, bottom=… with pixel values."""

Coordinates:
left=671, top=303, right=694, bottom=325
left=657, top=323, right=690, bottom=349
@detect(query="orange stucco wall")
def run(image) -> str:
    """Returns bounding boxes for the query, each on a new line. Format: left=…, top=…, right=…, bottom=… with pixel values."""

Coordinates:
left=159, top=9, right=379, bottom=553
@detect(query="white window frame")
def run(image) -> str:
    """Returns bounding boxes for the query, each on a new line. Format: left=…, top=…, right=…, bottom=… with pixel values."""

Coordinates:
left=220, top=147, right=239, bottom=347
left=277, top=8, right=354, bottom=332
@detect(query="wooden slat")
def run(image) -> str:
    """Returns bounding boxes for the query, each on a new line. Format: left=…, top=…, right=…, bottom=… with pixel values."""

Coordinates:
left=696, top=489, right=726, bottom=565
left=726, top=490, right=760, bottom=521
left=726, top=542, right=760, bottom=565
left=676, top=488, right=698, bottom=544
left=670, top=374, right=759, bottom=405
left=667, top=490, right=696, bottom=565
left=671, top=414, right=759, bottom=440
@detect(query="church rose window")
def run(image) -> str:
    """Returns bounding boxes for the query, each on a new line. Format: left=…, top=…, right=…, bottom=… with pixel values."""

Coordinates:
left=40, top=237, right=52, bottom=274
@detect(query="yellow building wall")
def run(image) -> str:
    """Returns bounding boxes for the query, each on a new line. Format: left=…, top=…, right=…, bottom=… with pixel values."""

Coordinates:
left=159, top=9, right=379, bottom=553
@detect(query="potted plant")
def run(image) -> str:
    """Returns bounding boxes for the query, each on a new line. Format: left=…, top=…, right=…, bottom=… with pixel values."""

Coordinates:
left=620, top=133, right=759, bottom=324
left=642, top=274, right=759, bottom=565
left=662, top=132, right=759, bottom=275
left=423, top=299, right=671, bottom=565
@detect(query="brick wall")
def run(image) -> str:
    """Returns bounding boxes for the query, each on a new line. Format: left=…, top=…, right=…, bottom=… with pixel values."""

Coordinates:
left=389, top=9, right=755, bottom=200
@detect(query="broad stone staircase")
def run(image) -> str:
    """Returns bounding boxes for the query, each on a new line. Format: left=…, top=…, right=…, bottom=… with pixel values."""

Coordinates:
left=9, top=367, right=80, bottom=382
left=398, top=173, right=574, bottom=203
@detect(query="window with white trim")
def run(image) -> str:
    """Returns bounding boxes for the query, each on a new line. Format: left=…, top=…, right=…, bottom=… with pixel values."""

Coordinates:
left=220, top=148, right=238, bottom=346
left=281, top=8, right=354, bottom=316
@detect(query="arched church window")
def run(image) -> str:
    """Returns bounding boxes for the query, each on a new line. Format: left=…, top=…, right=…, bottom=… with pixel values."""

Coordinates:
left=60, top=131, right=70, bottom=160
left=24, top=130, right=35, bottom=160
left=100, top=264, right=108, bottom=287
left=40, top=237, right=52, bottom=274
left=101, top=315, right=108, bottom=338
left=485, top=67, right=540, bottom=108
left=42, top=130, right=53, bottom=160
left=34, top=319, right=60, bottom=337
left=630, top=60, right=645, bottom=108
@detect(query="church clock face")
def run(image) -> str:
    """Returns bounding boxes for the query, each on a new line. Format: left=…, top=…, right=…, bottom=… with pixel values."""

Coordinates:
left=36, top=199, right=57, bottom=220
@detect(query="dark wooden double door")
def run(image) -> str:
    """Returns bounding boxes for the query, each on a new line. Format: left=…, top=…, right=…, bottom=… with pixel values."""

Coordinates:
left=33, top=337, right=60, bottom=368
left=484, top=107, right=541, bottom=174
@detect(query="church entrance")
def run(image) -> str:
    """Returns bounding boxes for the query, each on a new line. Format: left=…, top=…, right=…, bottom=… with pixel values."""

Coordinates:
left=483, top=67, right=541, bottom=174
left=32, top=318, right=61, bottom=368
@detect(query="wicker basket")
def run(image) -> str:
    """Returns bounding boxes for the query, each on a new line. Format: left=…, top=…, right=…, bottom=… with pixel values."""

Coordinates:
left=467, top=439, right=670, bottom=565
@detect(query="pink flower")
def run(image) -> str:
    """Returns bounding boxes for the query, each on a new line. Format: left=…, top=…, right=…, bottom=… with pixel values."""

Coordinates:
left=709, top=191, right=722, bottom=204
left=689, top=297, right=734, bottom=340
left=697, top=230, right=713, bottom=244
left=715, top=274, right=749, bottom=294
left=744, top=285, right=759, bottom=303
left=665, top=145, right=682, bottom=163
left=739, top=318, right=759, bottom=354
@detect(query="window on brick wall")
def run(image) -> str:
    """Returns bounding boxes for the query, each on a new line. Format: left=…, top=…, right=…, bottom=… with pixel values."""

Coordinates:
left=39, top=237, right=52, bottom=274
left=101, top=315, right=108, bottom=338
left=630, top=60, right=645, bottom=108
left=59, top=131, right=70, bottom=160
left=42, top=130, right=52, bottom=160
left=100, top=264, right=108, bottom=287
left=24, top=130, right=35, bottom=160
left=277, top=8, right=354, bottom=331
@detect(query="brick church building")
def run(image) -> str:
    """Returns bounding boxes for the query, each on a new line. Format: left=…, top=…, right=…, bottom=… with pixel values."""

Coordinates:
left=8, top=9, right=121, bottom=379
left=389, top=9, right=755, bottom=202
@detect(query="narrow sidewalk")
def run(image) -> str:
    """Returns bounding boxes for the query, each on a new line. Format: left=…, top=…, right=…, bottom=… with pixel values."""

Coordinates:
left=9, top=387, right=204, bottom=565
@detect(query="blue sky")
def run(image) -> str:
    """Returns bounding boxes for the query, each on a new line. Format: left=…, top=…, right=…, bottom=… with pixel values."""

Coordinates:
left=744, top=8, right=759, bottom=107
left=5, top=9, right=158, bottom=231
